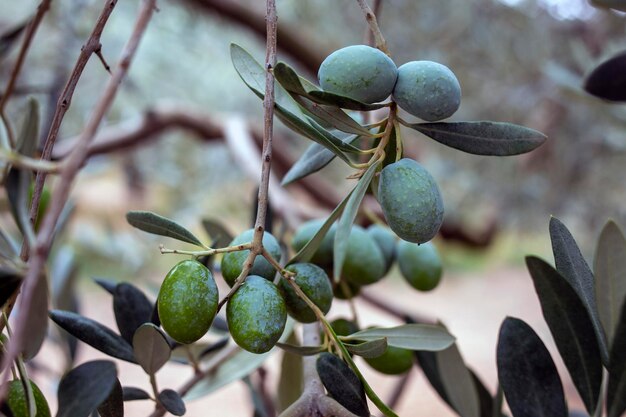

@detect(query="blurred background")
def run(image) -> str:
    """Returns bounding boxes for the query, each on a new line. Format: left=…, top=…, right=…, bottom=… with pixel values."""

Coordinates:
left=0, top=0, right=625, bottom=415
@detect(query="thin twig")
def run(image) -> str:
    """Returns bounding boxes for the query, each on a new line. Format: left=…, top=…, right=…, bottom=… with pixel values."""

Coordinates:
left=364, top=0, right=383, bottom=47
left=355, top=0, right=388, bottom=54
left=0, top=0, right=158, bottom=400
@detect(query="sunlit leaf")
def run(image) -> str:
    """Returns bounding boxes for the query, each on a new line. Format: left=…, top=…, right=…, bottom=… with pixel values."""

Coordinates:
left=57, top=360, right=118, bottom=417
left=316, top=352, right=369, bottom=417
left=584, top=50, right=626, bottom=101
left=158, top=389, right=186, bottom=416
left=133, top=323, right=171, bottom=375
left=344, top=338, right=387, bottom=359
left=527, top=256, right=602, bottom=415
left=343, top=324, right=454, bottom=351
left=126, top=211, right=204, bottom=247
left=436, top=343, right=480, bottom=417
left=497, top=317, right=567, bottom=417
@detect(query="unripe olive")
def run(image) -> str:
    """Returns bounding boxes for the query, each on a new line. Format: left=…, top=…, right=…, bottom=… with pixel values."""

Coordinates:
left=221, top=229, right=282, bottom=286
left=397, top=240, right=443, bottom=291
left=342, top=226, right=386, bottom=286
left=365, top=346, right=414, bottom=375
left=158, top=260, right=219, bottom=344
left=366, top=224, right=397, bottom=274
left=291, top=219, right=336, bottom=268
left=392, top=60, right=461, bottom=121
left=318, top=45, right=398, bottom=103
left=6, top=380, right=51, bottom=417
left=377, top=158, right=444, bottom=244
left=332, top=279, right=361, bottom=300
left=227, top=276, right=287, bottom=354
left=279, top=263, right=333, bottom=323
left=330, top=318, right=359, bottom=337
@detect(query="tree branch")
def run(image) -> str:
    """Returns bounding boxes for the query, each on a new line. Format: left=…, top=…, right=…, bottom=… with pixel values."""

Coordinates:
left=355, top=0, right=388, bottom=54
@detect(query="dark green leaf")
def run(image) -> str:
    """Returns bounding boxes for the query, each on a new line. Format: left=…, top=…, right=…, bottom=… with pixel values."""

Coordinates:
left=497, top=317, right=567, bottom=417
left=114, top=283, right=154, bottom=345
left=590, top=0, right=626, bottom=12
left=293, top=95, right=373, bottom=137
left=334, top=161, right=380, bottom=281
left=607, top=301, right=626, bottom=417
left=16, top=98, right=39, bottom=158
left=550, top=217, right=609, bottom=364
left=97, top=378, right=123, bottom=417
left=526, top=256, right=602, bottom=414
left=93, top=277, right=116, bottom=295
left=344, top=338, right=387, bottom=358
left=408, top=121, right=547, bottom=156
left=275, top=342, right=325, bottom=356
left=316, top=352, right=369, bottom=417
left=414, top=351, right=452, bottom=408
left=49, top=310, right=136, bottom=363
left=308, top=90, right=387, bottom=111
left=276, top=332, right=303, bottom=413
left=158, top=389, right=186, bottom=416
left=125, top=211, right=204, bottom=247
left=22, top=273, right=48, bottom=361
left=0, top=268, right=22, bottom=309
left=6, top=168, right=34, bottom=242
left=436, top=343, right=480, bottom=417
left=57, top=360, right=118, bottom=417
left=201, top=219, right=233, bottom=249
left=584, top=50, right=626, bottom=101
left=343, top=324, right=454, bottom=351
left=470, top=370, right=498, bottom=417
left=593, top=220, right=626, bottom=346
left=122, top=386, right=151, bottom=402
left=133, top=323, right=171, bottom=374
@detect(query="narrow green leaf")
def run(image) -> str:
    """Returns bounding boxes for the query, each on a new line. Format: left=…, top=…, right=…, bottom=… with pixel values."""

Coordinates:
left=344, top=338, right=387, bottom=359
left=316, top=352, right=370, bottom=417
left=409, top=121, right=547, bottom=156
left=594, top=220, right=626, bottom=346
left=343, top=324, right=454, bottom=351
left=97, top=378, right=123, bottom=417
left=584, top=50, right=626, bottom=101
left=132, top=323, right=171, bottom=375
left=113, top=282, right=154, bottom=345
left=201, top=219, right=234, bottom=249
left=22, top=273, right=48, bottom=361
left=276, top=331, right=303, bottom=413
left=122, top=386, right=151, bottom=401
left=607, top=301, right=626, bottom=417
left=497, top=317, right=567, bottom=417
left=126, top=211, right=204, bottom=247
left=49, top=310, right=136, bottom=363
left=436, top=343, right=480, bottom=417
left=526, top=256, right=603, bottom=414
left=57, top=360, right=118, bottom=417
left=414, top=350, right=452, bottom=408
left=333, top=162, right=380, bottom=281
left=293, top=95, right=373, bottom=137
left=16, top=98, right=40, bottom=158
left=275, top=342, right=325, bottom=356
left=550, top=217, right=609, bottom=364
left=158, top=389, right=186, bottom=416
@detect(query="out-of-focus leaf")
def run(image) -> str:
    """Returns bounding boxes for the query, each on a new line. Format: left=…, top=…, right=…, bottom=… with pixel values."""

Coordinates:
left=497, top=317, right=567, bottom=417
left=6, top=168, right=34, bottom=242
left=0, top=227, right=18, bottom=260
left=93, top=277, right=117, bottom=295
left=133, top=323, right=171, bottom=375
left=57, top=360, right=118, bottom=417
left=114, top=283, right=154, bottom=345
left=607, top=301, right=626, bottom=417
left=49, top=310, right=136, bottom=363
left=97, top=378, right=123, bottom=417
left=22, top=273, right=48, bottom=360
left=436, top=343, right=480, bottom=417
left=275, top=342, right=324, bottom=356
left=414, top=350, right=452, bottom=408
left=470, top=370, right=498, bottom=417
left=0, top=20, right=27, bottom=60
left=408, top=121, right=547, bottom=156
left=316, top=352, right=369, bottom=417
left=590, top=0, right=626, bottom=12
left=158, top=389, right=186, bottom=416
left=550, top=217, right=609, bottom=364
left=122, top=386, right=151, bottom=402
left=343, top=324, right=454, bottom=351
left=0, top=267, right=22, bottom=309
left=584, top=50, right=626, bottom=101
left=16, top=98, right=39, bottom=158
left=201, top=219, right=233, bottom=249
left=594, top=220, right=626, bottom=346
left=344, top=338, right=387, bottom=359
left=125, top=211, right=204, bottom=247
left=333, top=161, right=380, bottom=282
left=527, top=256, right=602, bottom=414
left=277, top=331, right=303, bottom=413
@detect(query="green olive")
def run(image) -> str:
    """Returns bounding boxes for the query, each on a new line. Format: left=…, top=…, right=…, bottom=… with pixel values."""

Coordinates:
left=221, top=229, right=282, bottom=286
left=279, top=263, right=333, bottom=323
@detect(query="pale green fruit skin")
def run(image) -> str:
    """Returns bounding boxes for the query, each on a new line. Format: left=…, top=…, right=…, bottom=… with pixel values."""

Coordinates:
left=279, top=263, right=333, bottom=323
left=392, top=61, right=461, bottom=121
left=365, top=346, right=414, bottom=375
left=378, top=158, right=444, bottom=244
left=158, top=260, right=219, bottom=344
left=318, top=45, right=398, bottom=103
left=7, top=380, right=51, bottom=417
left=221, top=229, right=282, bottom=286
left=342, top=226, right=386, bottom=286
left=397, top=240, right=443, bottom=291
left=227, top=276, right=287, bottom=354
left=291, top=219, right=336, bottom=268
left=366, top=224, right=397, bottom=273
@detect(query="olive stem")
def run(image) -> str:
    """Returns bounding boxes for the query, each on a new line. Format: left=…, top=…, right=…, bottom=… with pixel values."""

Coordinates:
left=149, top=372, right=159, bottom=402
left=158, top=242, right=252, bottom=257
left=261, top=247, right=296, bottom=278
left=393, top=119, right=403, bottom=162
left=0, top=150, right=61, bottom=173
left=355, top=0, right=389, bottom=55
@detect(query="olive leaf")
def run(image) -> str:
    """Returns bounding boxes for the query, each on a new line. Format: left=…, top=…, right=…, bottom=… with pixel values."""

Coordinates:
left=275, top=342, right=325, bottom=356
left=526, top=256, right=602, bottom=414
left=0, top=20, right=27, bottom=60
left=22, top=273, right=48, bottom=361
left=125, top=211, right=204, bottom=247
left=97, top=378, right=124, bottom=417
left=343, top=324, right=454, bottom=351
left=113, top=282, right=154, bottom=345
left=497, top=317, right=567, bottom=417
left=201, top=219, right=234, bottom=249
left=0, top=267, right=22, bottom=309
left=584, top=50, right=626, bottom=102
left=57, top=360, right=118, bottom=417
left=607, top=301, right=626, bottom=417
left=158, top=389, right=186, bottom=416
left=277, top=331, right=303, bottom=413
left=436, top=343, right=480, bottom=417
left=589, top=0, right=626, bottom=12
left=122, top=386, right=151, bottom=401
left=16, top=98, right=40, bottom=158
left=49, top=310, right=136, bottom=363
left=344, top=338, right=387, bottom=359
left=316, top=352, right=370, bottom=417
left=133, top=323, right=171, bottom=375
left=407, top=121, right=547, bottom=156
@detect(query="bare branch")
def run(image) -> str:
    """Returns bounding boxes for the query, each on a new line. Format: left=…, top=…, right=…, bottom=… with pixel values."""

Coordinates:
left=355, top=0, right=388, bottom=54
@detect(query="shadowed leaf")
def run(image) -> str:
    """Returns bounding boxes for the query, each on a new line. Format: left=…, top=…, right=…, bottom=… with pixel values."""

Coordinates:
left=344, top=338, right=387, bottom=359
left=408, top=121, right=546, bottom=156
left=275, top=342, right=325, bottom=356
left=97, top=378, right=123, bottom=417
left=497, top=317, right=567, bottom=417
left=607, top=301, right=626, bottom=417
left=122, top=386, right=151, bottom=402
left=133, top=323, right=171, bottom=374
left=16, top=98, right=39, bottom=158
left=57, top=360, right=118, bottom=417
left=0, top=20, right=27, bottom=60
left=0, top=268, right=22, bottom=309
left=414, top=350, right=452, bottom=409
left=590, top=0, right=626, bottom=11
left=126, top=211, right=203, bottom=247
left=550, top=217, right=609, bottom=364
left=584, top=50, right=626, bottom=101
left=113, top=283, right=154, bottom=345
left=343, top=324, right=454, bottom=351
left=437, top=343, right=480, bottom=417
left=277, top=331, right=303, bottom=413
left=22, top=273, right=48, bottom=361
left=93, top=277, right=117, bottom=295
left=158, top=389, right=186, bottom=416
left=526, top=256, right=602, bottom=414
left=201, top=219, right=234, bottom=249
left=49, top=310, right=135, bottom=363
left=316, top=352, right=369, bottom=417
